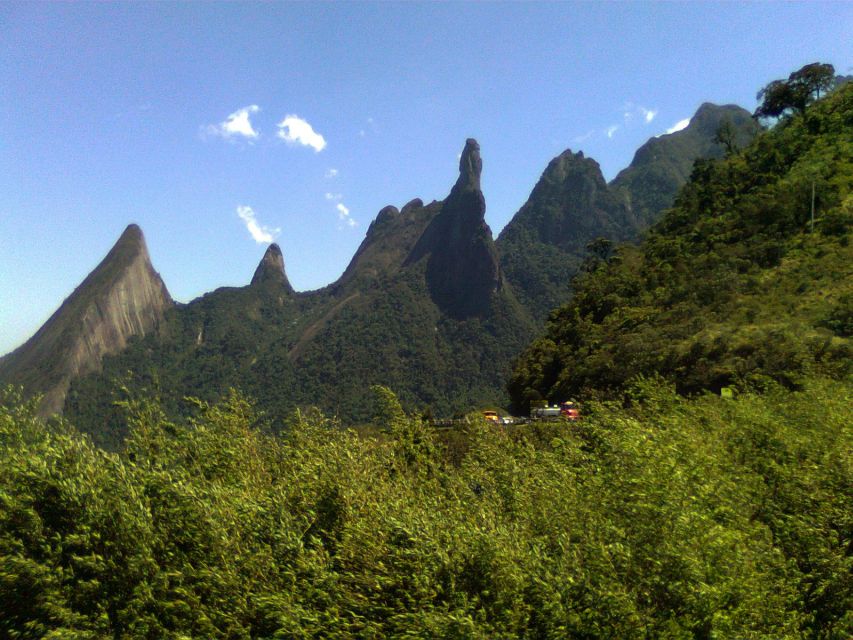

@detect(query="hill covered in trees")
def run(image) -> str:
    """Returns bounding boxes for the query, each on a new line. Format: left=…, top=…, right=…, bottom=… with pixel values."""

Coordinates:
left=496, top=103, right=758, bottom=320
left=509, top=80, right=852, bottom=410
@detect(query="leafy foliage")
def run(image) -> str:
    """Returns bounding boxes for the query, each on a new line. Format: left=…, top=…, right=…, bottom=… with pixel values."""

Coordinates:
left=2, top=376, right=851, bottom=637
left=755, top=62, right=836, bottom=120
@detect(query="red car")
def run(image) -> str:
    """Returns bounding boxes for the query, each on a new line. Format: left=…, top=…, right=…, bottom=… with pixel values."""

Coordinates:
left=560, top=402, right=581, bottom=421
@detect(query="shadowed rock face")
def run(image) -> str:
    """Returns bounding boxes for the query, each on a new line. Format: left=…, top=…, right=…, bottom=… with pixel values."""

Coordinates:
left=251, top=243, right=295, bottom=293
left=407, top=139, right=502, bottom=318
left=0, top=224, right=173, bottom=416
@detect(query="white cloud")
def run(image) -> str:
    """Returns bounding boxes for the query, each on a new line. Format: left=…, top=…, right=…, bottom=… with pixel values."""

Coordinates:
left=207, top=105, right=260, bottom=140
left=573, top=130, right=595, bottom=144
left=640, top=107, right=658, bottom=124
left=666, top=118, right=691, bottom=134
left=325, top=192, right=342, bottom=201
left=325, top=168, right=339, bottom=178
left=336, top=202, right=357, bottom=228
left=237, top=205, right=280, bottom=244
left=621, top=102, right=658, bottom=126
left=277, top=115, right=326, bottom=151
left=605, top=125, right=619, bottom=139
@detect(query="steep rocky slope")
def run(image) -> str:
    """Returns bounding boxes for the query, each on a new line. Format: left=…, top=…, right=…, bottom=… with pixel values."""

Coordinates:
left=0, top=225, right=172, bottom=416
left=62, top=141, right=534, bottom=445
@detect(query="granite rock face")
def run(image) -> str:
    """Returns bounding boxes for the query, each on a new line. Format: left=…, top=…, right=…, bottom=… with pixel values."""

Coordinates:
left=407, top=139, right=502, bottom=318
left=251, top=243, right=295, bottom=293
left=0, top=224, right=173, bottom=416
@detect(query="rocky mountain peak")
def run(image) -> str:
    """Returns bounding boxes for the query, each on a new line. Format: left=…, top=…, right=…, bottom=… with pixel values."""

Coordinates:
left=406, top=139, right=501, bottom=318
left=119, top=222, right=144, bottom=245
left=0, top=224, right=173, bottom=417
left=251, top=243, right=294, bottom=292
left=452, top=138, right=482, bottom=194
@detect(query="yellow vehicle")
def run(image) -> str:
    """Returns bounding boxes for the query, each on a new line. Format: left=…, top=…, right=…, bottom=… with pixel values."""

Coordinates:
left=482, top=410, right=500, bottom=424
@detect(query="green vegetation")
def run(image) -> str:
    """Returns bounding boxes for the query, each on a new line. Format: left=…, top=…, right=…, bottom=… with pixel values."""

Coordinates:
left=2, top=377, right=850, bottom=638
left=509, top=80, right=852, bottom=410
left=65, top=259, right=534, bottom=449
left=3, top=66, right=851, bottom=637
left=754, top=62, right=836, bottom=121
left=498, top=103, right=759, bottom=323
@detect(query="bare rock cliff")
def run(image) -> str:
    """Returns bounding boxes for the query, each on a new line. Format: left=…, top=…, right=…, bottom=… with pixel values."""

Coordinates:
left=406, top=139, right=502, bottom=318
left=0, top=224, right=173, bottom=416
left=251, top=243, right=295, bottom=293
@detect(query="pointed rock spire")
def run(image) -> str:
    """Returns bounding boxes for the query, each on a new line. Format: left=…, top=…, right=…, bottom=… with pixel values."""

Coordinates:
left=406, top=138, right=502, bottom=318
left=251, top=243, right=294, bottom=292
left=452, top=138, right=482, bottom=193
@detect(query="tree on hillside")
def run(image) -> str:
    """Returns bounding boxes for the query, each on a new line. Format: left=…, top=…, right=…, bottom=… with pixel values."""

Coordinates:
left=755, top=62, right=835, bottom=120
left=713, top=117, right=739, bottom=155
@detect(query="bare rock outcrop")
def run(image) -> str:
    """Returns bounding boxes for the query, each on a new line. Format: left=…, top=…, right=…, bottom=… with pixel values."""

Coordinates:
left=407, top=138, right=502, bottom=318
left=0, top=224, right=173, bottom=416
left=251, top=243, right=295, bottom=293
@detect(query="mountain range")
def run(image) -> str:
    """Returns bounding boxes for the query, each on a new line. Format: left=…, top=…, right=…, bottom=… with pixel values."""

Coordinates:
left=0, top=102, right=759, bottom=446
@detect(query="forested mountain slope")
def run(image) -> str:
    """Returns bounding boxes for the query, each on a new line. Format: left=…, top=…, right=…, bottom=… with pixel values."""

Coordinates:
left=64, top=141, right=535, bottom=447
left=2, top=104, right=758, bottom=444
left=509, top=82, right=852, bottom=410
left=497, top=103, right=759, bottom=320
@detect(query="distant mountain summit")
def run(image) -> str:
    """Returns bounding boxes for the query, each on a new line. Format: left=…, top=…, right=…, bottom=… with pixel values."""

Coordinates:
left=0, top=224, right=172, bottom=416
left=610, top=103, right=760, bottom=228
left=498, top=102, right=760, bottom=320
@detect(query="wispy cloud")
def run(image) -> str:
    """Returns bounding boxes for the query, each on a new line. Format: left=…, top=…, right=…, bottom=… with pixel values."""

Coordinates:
left=666, top=118, right=691, bottom=134
left=573, top=130, right=595, bottom=144
left=325, top=192, right=342, bottom=201
left=639, top=107, right=658, bottom=124
left=621, top=102, right=658, bottom=125
left=206, top=105, right=260, bottom=140
left=605, top=125, right=619, bottom=139
left=325, top=168, right=339, bottom=179
left=336, top=202, right=356, bottom=228
left=277, top=115, right=326, bottom=152
left=237, top=205, right=280, bottom=243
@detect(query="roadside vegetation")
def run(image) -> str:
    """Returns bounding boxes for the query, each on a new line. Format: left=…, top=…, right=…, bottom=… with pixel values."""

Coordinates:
left=2, top=378, right=851, bottom=638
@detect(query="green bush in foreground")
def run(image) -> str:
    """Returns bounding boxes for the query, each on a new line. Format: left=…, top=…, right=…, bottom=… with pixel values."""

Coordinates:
left=1, top=380, right=850, bottom=638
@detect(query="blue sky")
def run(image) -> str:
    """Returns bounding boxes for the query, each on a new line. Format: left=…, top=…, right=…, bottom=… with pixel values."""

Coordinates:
left=2, top=2, right=851, bottom=356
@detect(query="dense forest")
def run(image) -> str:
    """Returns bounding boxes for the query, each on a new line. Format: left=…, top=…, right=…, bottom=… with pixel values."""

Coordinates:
left=1, top=68, right=851, bottom=638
